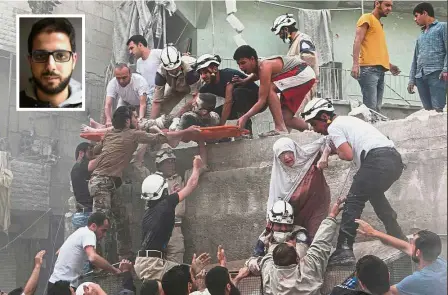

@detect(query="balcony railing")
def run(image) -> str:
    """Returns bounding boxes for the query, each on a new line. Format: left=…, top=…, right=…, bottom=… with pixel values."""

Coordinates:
left=219, top=58, right=422, bottom=107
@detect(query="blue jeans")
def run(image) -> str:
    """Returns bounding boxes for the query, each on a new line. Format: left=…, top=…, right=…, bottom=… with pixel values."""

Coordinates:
left=358, top=66, right=386, bottom=113
left=72, top=212, right=93, bottom=274
left=415, top=70, right=447, bottom=111
left=72, top=212, right=91, bottom=229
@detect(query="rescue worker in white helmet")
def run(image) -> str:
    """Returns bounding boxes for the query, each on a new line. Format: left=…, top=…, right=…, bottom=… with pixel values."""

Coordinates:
left=134, top=155, right=205, bottom=281
left=247, top=200, right=309, bottom=269
left=238, top=197, right=347, bottom=295
left=272, top=13, right=319, bottom=112
left=151, top=44, right=202, bottom=120
left=194, top=53, right=265, bottom=135
left=301, top=97, right=406, bottom=266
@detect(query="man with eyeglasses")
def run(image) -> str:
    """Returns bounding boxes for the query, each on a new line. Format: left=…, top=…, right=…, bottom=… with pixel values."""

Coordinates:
left=20, top=17, right=82, bottom=108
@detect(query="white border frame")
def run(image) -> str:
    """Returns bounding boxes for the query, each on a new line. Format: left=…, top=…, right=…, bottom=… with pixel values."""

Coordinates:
left=16, top=14, right=86, bottom=112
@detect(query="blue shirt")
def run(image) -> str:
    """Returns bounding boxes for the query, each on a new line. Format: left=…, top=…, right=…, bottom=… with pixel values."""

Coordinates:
left=409, top=21, right=447, bottom=84
left=395, top=257, right=447, bottom=295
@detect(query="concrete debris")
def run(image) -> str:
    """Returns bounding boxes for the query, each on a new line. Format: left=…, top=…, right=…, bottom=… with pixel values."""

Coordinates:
left=404, top=109, right=444, bottom=121
left=233, top=34, right=247, bottom=46
left=348, top=104, right=372, bottom=122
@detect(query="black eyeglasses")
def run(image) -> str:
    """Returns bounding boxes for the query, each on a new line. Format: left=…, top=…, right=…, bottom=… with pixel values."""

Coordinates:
left=30, top=50, right=73, bottom=63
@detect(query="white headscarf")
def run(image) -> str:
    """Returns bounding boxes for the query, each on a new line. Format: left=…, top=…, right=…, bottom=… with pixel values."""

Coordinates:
left=267, top=137, right=327, bottom=217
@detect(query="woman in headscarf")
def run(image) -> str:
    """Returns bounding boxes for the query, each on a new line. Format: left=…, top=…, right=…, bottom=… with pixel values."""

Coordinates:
left=268, top=137, right=332, bottom=243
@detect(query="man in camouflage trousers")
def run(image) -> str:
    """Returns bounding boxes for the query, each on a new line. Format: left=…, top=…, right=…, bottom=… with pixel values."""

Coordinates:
left=89, top=105, right=199, bottom=260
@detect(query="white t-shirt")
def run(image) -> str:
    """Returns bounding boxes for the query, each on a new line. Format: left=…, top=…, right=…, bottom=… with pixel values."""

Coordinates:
left=136, top=49, right=163, bottom=89
left=106, top=73, right=150, bottom=106
left=190, top=289, right=211, bottom=295
left=328, top=116, right=394, bottom=169
left=49, top=226, right=97, bottom=287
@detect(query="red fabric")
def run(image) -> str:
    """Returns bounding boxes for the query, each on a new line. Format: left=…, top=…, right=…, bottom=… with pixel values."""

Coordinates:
left=288, top=156, right=331, bottom=242
left=272, top=66, right=315, bottom=114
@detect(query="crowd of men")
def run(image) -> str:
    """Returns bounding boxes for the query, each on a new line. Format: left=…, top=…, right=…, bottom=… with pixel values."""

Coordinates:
left=6, top=0, right=447, bottom=295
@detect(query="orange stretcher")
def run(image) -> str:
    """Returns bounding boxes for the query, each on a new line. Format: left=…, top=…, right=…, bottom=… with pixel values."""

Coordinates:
left=80, top=126, right=250, bottom=143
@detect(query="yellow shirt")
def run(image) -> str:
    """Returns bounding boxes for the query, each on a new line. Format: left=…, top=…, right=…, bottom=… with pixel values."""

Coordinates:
left=357, top=13, right=390, bottom=70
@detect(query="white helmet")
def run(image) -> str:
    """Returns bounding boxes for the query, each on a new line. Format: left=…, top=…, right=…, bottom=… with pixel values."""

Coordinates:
left=268, top=200, right=294, bottom=224
left=271, top=14, right=296, bottom=35
left=301, top=98, right=335, bottom=122
left=141, top=173, right=168, bottom=201
left=161, top=44, right=182, bottom=71
left=195, top=54, right=221, bottom=72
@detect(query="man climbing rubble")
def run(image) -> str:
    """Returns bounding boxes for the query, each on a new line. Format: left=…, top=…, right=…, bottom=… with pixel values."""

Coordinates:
left=271, top=13, right=319, bottom=110
left=302, top=97, right=406, bottom=266
left=150, top=44, right=201, bottom=121
left=195, top=53, right=263, bottom=134
left=89, top=105, right=200, bottom=261
left=71, top=142, right=94, bottom=230
left=134, top=155, right=208, bottom=281
left=232, top=45, right=315, bottom=137
left=48, top=212, right=122, bottom=292
left=241, top=197, right=347, bottom=295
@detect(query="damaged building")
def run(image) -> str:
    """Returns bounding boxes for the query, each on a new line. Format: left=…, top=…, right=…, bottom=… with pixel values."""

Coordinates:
left=0, top=0, right=446, bottom=294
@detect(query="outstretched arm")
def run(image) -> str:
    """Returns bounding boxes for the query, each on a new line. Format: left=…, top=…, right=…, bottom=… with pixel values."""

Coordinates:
left=178, top=156, right=204, bottom=202
left=22, top=250, right=46, bottom=295
left=356, top=219, right=412, bottom=256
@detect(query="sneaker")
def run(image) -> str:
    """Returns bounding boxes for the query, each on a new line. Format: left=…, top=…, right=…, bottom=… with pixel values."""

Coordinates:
left=328, top=248, right=356, bottom=267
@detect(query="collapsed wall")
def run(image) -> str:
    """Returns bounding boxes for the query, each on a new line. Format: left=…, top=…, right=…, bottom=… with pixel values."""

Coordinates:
left=164, top=112, right=447, bottom=262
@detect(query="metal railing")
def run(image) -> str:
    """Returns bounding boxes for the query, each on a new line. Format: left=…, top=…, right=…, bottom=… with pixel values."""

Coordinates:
left=219, top=58, right=422, bottom=106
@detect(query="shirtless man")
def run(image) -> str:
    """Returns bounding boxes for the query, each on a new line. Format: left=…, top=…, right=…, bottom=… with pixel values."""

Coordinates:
left=232, top=45, right=315, bottom=137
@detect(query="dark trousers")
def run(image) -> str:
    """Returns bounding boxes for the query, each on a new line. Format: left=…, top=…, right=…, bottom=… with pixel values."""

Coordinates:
left=47, top=282, right=77, bottom=294
left=214, top=87, right=265, bottom=133
left=338, top=147, right=405, bottom=246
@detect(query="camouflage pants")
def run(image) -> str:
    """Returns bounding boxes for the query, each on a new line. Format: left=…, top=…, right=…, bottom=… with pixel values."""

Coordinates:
left=177, top=111, right=220, bottom=130
left=88, top=175, right=132, bottom=257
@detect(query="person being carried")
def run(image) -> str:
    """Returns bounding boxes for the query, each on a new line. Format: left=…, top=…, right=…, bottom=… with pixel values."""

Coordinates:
left=194, top=54, right=263, bottom=134
left=88, top=106, right=200, bottom=261
left=232, top=45, right=316, bottom=137
left=240, top=197, right=346, bottom=295
left=356, top=219, right=447, bottom=295
left=302, top=97, right=406, bottom=266
left=134, top=155, right=209, bottom=281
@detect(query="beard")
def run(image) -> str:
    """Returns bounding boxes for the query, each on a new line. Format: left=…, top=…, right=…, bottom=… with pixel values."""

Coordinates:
left=33, top=71, right=72, bottom=95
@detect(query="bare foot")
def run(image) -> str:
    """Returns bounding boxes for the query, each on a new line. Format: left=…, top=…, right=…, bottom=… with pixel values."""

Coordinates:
left=81, top=124, right=97, bottom=133
left=89, top=118, right=104, bottom=128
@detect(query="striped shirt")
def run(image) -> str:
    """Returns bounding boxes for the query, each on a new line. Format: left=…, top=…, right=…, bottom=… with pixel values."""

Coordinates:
left=409, top=20, right=447, bottom=84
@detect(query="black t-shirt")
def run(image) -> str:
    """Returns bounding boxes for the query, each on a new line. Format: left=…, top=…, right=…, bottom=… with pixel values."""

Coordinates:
left=70, top=159, right=93, bottom=208
left=199, top=68, right=259, bottom=98
left=141, top=193, right=179, bottom=251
